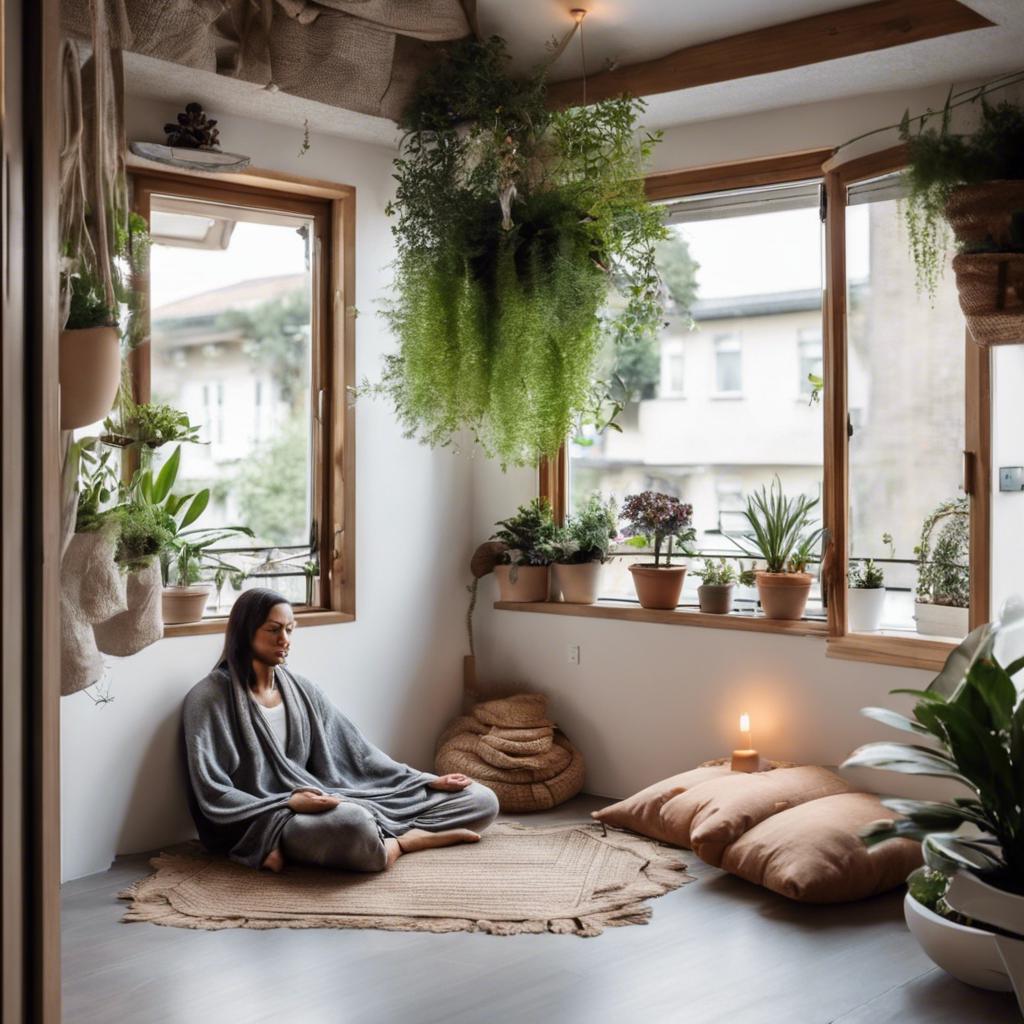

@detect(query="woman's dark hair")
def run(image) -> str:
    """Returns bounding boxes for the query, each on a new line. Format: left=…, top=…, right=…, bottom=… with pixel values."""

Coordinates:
left=217, top=588, right=291, bottom=686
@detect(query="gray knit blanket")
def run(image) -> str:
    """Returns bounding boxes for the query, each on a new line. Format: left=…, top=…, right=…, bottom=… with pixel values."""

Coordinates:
left=183, top=666, right=441, bottom=868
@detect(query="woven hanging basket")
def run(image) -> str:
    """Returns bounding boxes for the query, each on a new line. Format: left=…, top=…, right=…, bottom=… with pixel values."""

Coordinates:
left=945, top=182, right=1024, bottom=346
left=951, top=252, right=1024, bottom=345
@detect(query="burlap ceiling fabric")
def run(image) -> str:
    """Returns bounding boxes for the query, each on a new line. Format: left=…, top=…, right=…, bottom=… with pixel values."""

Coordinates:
left=61, top=0, right=471, bottom=122
left=435, top=693, right=585, bottom=813
left=119, top=823, right=692, bottom=936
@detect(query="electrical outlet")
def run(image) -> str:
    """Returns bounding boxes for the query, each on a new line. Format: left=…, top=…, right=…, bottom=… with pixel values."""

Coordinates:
left=567, top=644, right=580, bottom=665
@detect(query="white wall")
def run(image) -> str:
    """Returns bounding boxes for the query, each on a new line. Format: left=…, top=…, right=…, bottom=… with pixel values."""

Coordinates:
left=469, top=82, right=1009, bottom=801
left=59, top=98, right=472, bottom=881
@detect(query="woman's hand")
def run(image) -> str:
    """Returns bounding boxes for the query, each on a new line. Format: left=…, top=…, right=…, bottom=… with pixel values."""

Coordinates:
left=288, top=788, right=342, bottom=814
left=427, top=773, right=473, bottom=792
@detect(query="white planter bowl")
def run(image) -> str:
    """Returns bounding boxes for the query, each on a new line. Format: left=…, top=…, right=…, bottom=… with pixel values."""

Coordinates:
left=904, top=892, right=1013, bottom=992
left=552, top=561, right=602, bottom=604
left=914, top=601, right=969, bottom=638
left=847, top=586, right=885, bottom=632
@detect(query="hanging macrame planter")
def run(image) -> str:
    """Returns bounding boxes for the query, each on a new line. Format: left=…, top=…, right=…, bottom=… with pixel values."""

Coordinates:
left=946, top=182, right=1024, bottom=345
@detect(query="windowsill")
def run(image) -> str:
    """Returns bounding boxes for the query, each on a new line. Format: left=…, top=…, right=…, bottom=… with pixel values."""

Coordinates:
left=826, top=633, right=955, bottom=672
left=494, top=600, right=827, bottom=637
left=162, top=609, right=354, bottom=638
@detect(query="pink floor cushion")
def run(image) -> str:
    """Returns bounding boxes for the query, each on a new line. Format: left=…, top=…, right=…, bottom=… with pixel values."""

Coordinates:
left=591, top=764, right=733, bottom=845
left=680, top=766, right=852, bottom=867
left=719, top=791, right=923, bottom=903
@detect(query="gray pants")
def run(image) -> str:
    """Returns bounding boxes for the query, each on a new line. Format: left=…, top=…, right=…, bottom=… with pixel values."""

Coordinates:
left=281, top=782, right=500, bottom=873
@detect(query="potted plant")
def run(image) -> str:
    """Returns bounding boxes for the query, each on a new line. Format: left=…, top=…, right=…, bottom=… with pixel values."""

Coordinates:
left=549, top=494, right=617, bottom=604
left=843, top=607, right=1024, bottom=1010
left=490, top=498, right=556, bottom=603
left=100, top=400, right=203, bottom=449
left=847, top=558, right=886, bottom=632
left=914, top=497, right=969, bottom=638
left=360, top=36, right=668, bottom=467
left=901, top=90, right=1024, bottom=342
left=131, top=446, right=253, bottom=624
left=693, top=558, right=737, bottom=614
left=59, top=261, right=122, bottom=429
left=620, top=491, right=695, bottom=610
left=739, top=478, right=823, bottom=620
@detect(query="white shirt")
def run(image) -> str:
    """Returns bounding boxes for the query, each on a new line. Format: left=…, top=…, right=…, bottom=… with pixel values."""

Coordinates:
left=254, top=700, right=288, bottom=749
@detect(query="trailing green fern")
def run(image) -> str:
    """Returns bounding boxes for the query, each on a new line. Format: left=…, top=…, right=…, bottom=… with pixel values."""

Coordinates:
left=365, top=36, right=667, bottom=468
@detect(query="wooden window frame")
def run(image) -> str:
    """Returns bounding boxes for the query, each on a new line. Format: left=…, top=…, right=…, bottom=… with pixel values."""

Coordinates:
left=128, top=162, right=356, bottom=637
left=531, top=146, right=991, bottom=669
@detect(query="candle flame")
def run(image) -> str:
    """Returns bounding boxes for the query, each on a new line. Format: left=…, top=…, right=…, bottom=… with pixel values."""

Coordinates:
left=739, top=713, right=750, bottom=734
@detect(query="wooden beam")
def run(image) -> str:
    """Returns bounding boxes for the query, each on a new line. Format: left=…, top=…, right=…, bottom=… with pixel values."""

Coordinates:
left=547, top=0, right=993, bottom=109
left=646, top=148, right=834, bottom=202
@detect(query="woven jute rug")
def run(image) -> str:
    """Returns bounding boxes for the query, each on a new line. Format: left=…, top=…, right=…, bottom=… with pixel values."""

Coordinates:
left=118, top=822, right=692, bottom=938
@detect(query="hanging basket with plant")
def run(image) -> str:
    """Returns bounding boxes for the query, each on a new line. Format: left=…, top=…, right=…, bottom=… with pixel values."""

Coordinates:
left=900, top=81, right=1024, bottom=344
left=360, top=35, right=667, bottom=467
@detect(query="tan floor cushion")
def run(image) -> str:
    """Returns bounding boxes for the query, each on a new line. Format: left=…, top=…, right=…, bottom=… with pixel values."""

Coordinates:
left=719, top=791, right=923, bottom=903
left=590, top=764, right=732, bottom=845
left=678, top=766, right=852, bottom=866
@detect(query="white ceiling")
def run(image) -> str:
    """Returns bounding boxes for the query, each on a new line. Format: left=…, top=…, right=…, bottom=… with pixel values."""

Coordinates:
left=122, top=0, right=1024, bottom=147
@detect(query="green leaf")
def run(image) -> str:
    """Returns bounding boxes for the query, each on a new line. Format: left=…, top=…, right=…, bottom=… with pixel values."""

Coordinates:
left=923, top=833, right=1003, bottom=874
left=879, top=798, right=975, bottom=829
left=860, top=706, right=931, bottom=736
left=967, top=657, right=1016, bottom=731
left=152, top=447, right=181, bottom=505
left=841, top=742, right=971, bottom=786
left=927, top=622, right=992, bottom=698
left=179, top=489, right=210, bottom=529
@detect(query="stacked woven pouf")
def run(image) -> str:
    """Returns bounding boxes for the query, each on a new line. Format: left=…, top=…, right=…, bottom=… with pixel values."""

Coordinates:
left=435, top=693, right=584, bottom=812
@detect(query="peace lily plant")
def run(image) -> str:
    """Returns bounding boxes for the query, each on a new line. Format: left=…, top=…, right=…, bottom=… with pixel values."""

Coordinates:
left=843, top=603, right=1024, bottom=1008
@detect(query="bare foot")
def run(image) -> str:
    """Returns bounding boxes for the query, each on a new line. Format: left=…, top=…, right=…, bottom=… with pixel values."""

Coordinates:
left=262, top=848, right=285, bottom=873
left=395, top=828, right=481, bottom=856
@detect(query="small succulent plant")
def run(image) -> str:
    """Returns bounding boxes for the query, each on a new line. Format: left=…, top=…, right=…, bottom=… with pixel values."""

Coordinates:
left=165, top=103, right=221, bottom=151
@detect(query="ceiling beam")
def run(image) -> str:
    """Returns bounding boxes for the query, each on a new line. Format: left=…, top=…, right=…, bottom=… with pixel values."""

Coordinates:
left=545, top=0, right=994, bottom=109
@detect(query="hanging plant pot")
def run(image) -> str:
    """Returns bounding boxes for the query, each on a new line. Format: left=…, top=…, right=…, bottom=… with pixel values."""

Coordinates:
left=628, top=564, right=686, bottom=610
left=161, top=583, right=213, bottom=625
left=59, top=326, right=121, bottom=429
left=950, top=253, right=1024, bottom=345
left=94, top=561, right=164, bottom=656
left=553, top=562, right=602, bottom=604
left=755, top=572, right=812, bottom=620
left=944, top=181, right=1024, bottom=250
left=494, top=565, right=549, bottom=603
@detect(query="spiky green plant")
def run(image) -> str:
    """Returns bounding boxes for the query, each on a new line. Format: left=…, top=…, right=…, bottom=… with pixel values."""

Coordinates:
left=843, top=616, right=1024, bottom=894
left=491, top=497, right=557, bottom=567
left=739, top=478, right=822, bottom=574
left=849, top=558, right=885, bottom=589
left=365, top=36, right=667, bottom=468
left=549, top=494, right=618, bottom=564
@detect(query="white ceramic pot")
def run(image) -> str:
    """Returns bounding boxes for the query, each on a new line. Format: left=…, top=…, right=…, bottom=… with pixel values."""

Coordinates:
left=552, top=561, right=602, bottom=604
left=847, top=586, right=885, bottom=632
left=914, top=601, right=969, bottom=638
left=904, top=892, right=1013, bottom=993
left=493, top=564, right=549, bottom=603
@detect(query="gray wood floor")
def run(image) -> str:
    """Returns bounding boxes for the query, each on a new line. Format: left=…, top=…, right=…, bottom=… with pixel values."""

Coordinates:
left=61, top=795, right=1020, bottom=1024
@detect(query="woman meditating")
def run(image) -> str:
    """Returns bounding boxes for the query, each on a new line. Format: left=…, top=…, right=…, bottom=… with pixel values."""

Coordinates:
left=183, top=588, right=499, bottom=873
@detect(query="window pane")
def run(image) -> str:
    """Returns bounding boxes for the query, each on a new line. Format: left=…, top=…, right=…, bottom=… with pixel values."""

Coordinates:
left=798, top=327, right=823, bottom=395
left=149, top=195, right=316, bottom=614
left=571, top=200, right=825, bottom=613
left=846, top=193, right=968, bottom=638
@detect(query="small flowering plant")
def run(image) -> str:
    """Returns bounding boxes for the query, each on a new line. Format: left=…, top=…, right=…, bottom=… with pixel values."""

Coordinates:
left=694, top=558, right=737, bottom=586
left=620, top=491, right=696, bottom=568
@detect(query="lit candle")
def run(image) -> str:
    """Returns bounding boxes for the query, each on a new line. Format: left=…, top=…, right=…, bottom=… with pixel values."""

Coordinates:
left=731, top=711, right=760, bottom=773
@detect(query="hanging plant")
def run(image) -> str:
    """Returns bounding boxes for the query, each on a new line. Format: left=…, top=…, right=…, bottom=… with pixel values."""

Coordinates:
left=362, top=36, right=667, bottom=467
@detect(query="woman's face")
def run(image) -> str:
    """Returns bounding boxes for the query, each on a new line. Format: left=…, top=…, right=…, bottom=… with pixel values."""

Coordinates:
left=251, top=603, right=295, bottom=668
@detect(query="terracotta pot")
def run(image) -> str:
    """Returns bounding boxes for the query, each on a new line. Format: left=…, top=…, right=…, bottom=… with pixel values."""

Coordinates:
left=951, top=252, right=1024, bottom=346
left=58, top=326, right=121, bottom=429
left=494, top=564, right=549, bottom=603
left=552, top=561, right=602, bottom=604
left=629, top=564, right=687, bottom=610
left=161, top=584, right=213, bottom=625
left=755, top=571, right=812, bottom=620
left=847, top=586, right=885, bottom=632
left=914, top=601, right=969, bottom=639
left=697, top=583, right=734, bottom=615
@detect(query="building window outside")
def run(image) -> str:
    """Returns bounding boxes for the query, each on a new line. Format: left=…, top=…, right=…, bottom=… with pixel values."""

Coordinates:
left=662, top=348, right=685, bottom=397
left=714, top=334, right=742, bottom=395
